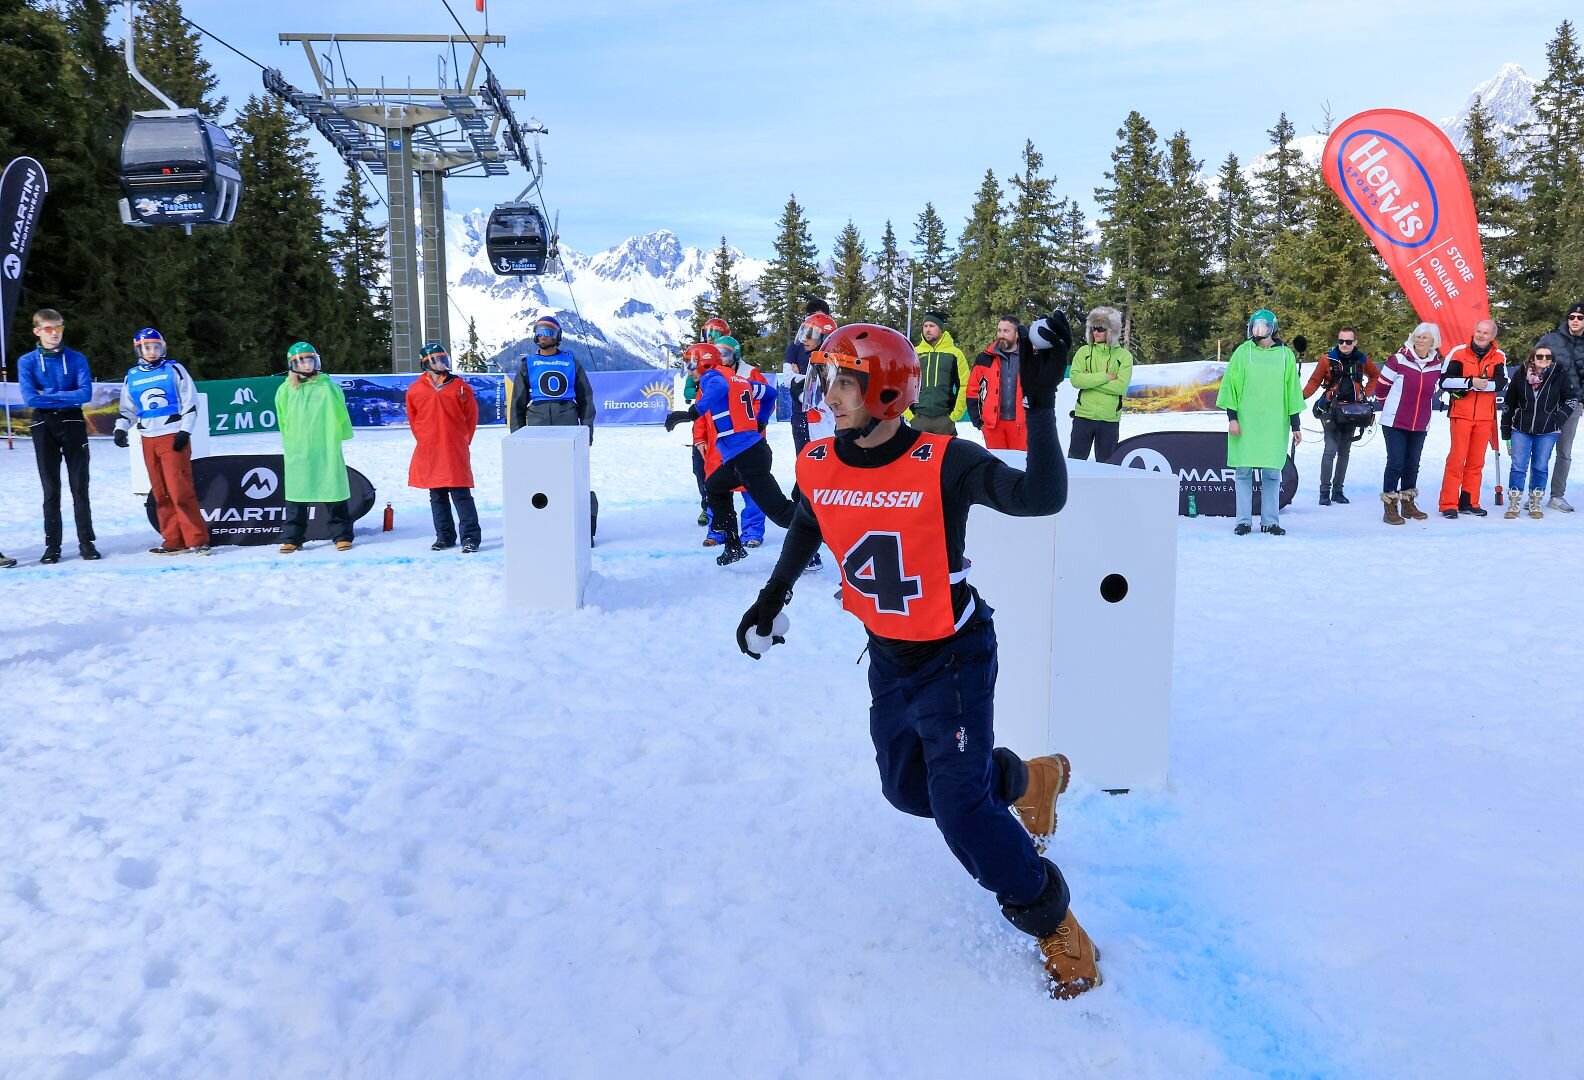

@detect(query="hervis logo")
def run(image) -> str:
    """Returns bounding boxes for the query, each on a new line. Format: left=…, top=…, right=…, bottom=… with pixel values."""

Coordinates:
left=231, top=386, right=258, bottom=406
left=240, top=467, right=279, bottom=500
left=1337, top=130, right=1438, bottom=248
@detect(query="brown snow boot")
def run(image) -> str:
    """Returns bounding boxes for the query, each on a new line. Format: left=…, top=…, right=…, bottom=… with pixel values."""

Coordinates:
left=1038, top=909, right=1103, bottom=1000
left=1529, top=489, right=1545, bottom=519
left=1399, top=488, right=1429, bottom=520
left=1012, top=754, right=1071, bottom=850
left=1381, top=492, right=1404, bottom=526
left=1505, top=492, right=1521, bottom=520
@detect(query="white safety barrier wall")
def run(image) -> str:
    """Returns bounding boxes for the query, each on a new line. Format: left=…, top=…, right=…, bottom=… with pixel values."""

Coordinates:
left=966, top=455, right=1178, bottom=791
left=502, top=425, right=591, bottom=611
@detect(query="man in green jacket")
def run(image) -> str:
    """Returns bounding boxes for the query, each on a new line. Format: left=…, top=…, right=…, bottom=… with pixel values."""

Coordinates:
left=904, top=311, right=969, bottom=435
left=1067, top=306, right=1133, bottom=461
left=276, top=341, right=356, bottom=553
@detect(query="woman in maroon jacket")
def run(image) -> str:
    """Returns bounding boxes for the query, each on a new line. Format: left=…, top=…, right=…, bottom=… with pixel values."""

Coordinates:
left=406, top=343, right=481, bottom=552
left=1373, top=323, right=1446, bottom=525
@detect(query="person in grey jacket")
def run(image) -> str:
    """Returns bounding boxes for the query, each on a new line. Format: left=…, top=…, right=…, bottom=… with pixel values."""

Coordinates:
left=1538, top=300, right=1584, bottom=511
left=508, top=315, right=596, bottom=437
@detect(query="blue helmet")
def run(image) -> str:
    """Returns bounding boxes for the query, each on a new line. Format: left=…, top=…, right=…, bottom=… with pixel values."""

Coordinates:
left=133, top=327, right=166, bottom=362
left=420, top=341, right=451, bottom=371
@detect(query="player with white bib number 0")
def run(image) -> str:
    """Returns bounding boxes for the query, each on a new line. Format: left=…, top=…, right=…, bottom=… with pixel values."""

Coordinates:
left=733, top=316, right=1107, bottom=1000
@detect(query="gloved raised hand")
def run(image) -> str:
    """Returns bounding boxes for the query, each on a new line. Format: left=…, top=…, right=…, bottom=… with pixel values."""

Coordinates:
left=172, top=430, right=191, bottom=452
left=736, top=579, right=792, bottom=659
left=113, top=429, right=129, bottom=448
left=1021, top=310, right=1073, bottom=410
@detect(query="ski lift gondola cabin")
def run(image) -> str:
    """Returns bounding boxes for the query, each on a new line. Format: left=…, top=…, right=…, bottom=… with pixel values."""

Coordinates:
left=486, top=204, right=551, bottom=276
left=118, top=111, right=242, bottom=227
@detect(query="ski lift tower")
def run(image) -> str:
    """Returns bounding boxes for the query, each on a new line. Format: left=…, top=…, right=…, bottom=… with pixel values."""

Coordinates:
left=266, top=33, right=538, bottom=372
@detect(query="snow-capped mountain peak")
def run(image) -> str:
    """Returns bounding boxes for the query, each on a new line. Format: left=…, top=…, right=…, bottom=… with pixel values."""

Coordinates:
left=1442, top=62, right=1537, bottom=151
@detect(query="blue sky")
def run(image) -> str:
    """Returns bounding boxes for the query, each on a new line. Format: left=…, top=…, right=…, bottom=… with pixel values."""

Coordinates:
left=190, top=0, right=1572, bottom=260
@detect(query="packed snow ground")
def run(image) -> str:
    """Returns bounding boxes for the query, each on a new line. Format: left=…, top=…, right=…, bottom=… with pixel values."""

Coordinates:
left=1, top=413, right=1580, bottom=1079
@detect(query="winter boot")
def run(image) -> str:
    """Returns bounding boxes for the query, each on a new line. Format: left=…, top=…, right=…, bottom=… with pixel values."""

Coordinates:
left=1318, top=485, right=1331, bottom=506
left=1038, top=910, right=1103, bottom=1000
left=1529, top=489, right=1545, bottom=519
left=0, top=552, right=16, bottom=569
left=1381, top=492, right=1404, bottom=526
left=1012, top=754, right=1071, bottom=851
left=1399, top=488, right=1429, bottom=520
left=1332, top=486, right=1350, bottom=504
left=1505, top=493, right=1521, bottom=519
left=714, top=519, right=749, bottom=566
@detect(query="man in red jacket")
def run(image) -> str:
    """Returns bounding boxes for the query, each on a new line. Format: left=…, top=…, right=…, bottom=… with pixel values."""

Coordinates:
left=406, top=342, right=481, bottom=553
left=969, top=316, right=1029, bottom=450
left=1437, top=319, right=1507, bottom=517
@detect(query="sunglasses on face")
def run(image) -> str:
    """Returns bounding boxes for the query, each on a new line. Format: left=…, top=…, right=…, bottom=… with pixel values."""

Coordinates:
left=1569, top=314, right=1584, bottom=321
left=1535, top=353, right=1554, bottom=360
left=1337, top=338, right=1356, bottom=345
left=1090, top=327, right=1107, bottom=334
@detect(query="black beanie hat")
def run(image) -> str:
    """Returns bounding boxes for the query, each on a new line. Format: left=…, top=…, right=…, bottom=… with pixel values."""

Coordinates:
left=922, top=310, right=947, bottom=327
left=1568, top=300, right=1584, bottom=317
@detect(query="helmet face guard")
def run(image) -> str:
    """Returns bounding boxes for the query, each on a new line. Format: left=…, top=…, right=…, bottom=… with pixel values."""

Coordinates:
left=796, top=312, right=838, bottom=349
left=133, top=328, right=166, bottom=362
left=702, top=318, right=730, bottom=342
left=684, top=342, right=724, bottom=377
left=287, top=341, right=321, bottom=376
left=1248, top=309, right=1278, bottom=340
left=421, top=342, right=451, bottom=372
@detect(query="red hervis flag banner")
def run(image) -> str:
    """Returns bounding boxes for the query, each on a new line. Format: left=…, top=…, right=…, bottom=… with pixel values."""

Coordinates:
left=1322, top=109, right=1491, bottom=353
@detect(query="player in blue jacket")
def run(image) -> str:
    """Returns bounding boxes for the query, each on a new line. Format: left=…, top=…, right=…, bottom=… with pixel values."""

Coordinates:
left=17, top=308, right=99, bottom=563
left=665, top=349, right=795, bottom=565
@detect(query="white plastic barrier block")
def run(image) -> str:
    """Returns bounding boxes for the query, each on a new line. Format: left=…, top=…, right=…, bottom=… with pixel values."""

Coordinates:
left=966, top=455, right=1178, bottom=791
left=129, top=393, right=213, bottom=494
left=503, top=425, right=591, bottom=611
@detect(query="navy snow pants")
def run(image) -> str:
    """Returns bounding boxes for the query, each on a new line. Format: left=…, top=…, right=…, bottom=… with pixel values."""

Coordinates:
left=866, top=619, right=1062, bottom=916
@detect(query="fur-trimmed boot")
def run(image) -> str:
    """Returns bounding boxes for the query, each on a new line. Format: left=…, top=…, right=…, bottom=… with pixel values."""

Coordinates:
left=1382, top=491, right=1405, bottom=526
left=1529, top=489, right=1545, bottom=519
left=1012, top=754, right=1071, bottom=851
left=1505, top=491, right=1522, bottom=519
left=1399, top=487, right=1429, bottom=520
left=1038, top=910, right=1103, bottom=1000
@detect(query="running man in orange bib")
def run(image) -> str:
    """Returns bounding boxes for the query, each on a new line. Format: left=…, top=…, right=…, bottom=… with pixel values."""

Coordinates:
left=734, top=318, right=1104, bottom=999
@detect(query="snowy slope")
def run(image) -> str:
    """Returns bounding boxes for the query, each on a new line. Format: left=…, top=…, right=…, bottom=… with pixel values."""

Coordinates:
left=1, top=415, right=1580, bottom=1078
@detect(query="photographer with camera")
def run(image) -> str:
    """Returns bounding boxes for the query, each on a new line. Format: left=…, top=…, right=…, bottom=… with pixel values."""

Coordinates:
left=1302, top=326, right=1379, bottom=506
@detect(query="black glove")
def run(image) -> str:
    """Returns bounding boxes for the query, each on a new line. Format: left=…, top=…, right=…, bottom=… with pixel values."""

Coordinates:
left=172, top=430, right=191, bottom=452
left=1043, top=309, right=1074, bottom=358
left=736, top=580, right=792, bottom=660
left=1021, top=312, right=1072, bottom=411
left=113, top=429, right=129, bottom=448
left=664, top=410, right=692, bottom=432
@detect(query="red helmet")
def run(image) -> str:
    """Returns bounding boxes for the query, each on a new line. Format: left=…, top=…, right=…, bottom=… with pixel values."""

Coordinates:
left=684, top=342, right=724, bottom=376
left=702, top=317, right=730, bottom=342
left=796, top=312, right=838, bottom=349
left=812, top=323, right=919, bottom=420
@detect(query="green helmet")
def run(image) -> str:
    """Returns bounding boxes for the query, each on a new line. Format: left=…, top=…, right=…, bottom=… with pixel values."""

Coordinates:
left=714, top=335, right=741, bottom=362
left=1247, top=310, right=1277, bottom=339
left=286, top=340, right=321, bottom=374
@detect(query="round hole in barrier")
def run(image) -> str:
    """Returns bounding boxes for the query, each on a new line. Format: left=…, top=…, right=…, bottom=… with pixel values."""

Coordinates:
left=531, top=492, right=549, bottom=509
left=1100, top=573, right=1128, bottom=603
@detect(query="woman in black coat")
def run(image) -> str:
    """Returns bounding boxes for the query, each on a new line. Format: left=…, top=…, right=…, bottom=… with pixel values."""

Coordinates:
left=1502, top=344, right=1575, bottom=519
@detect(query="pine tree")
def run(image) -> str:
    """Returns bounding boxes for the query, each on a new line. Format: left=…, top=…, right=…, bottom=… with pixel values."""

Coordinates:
left=997, top=140, right=1065, bottom=324
left=1053, top=203, right=1098, bottom=319
left=911, top=202, right=953, bottom=324
left=757, top=195, right=821, bottom=347
left=131, top=0, right=226, bottom=117
left=1210, top=153, right=1266, bottom=350
left=1155, top=131, right=1216, bottom=360
left=327, top=165, right=390, bottom=368
left=692, top=237, right=761, bottom=367
left=873, top=221, right=908, bottom=330
left=1461, top=96, right=1520, bottom=333
left=218, top=95, right=339, bottom=379
left=456, top=317, right=487, bottom=372
left=1254, top=112, right=1305, bottom=240
left=951, top=169, right=1008, bottom=354
left=1094, top=111, right=1169, bottom=359
left=827, top=221, right=874, bottom=325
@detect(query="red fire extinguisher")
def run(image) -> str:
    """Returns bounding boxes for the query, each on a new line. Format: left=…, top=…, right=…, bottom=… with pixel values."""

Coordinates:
left=382, top=502, right=394, bottom=532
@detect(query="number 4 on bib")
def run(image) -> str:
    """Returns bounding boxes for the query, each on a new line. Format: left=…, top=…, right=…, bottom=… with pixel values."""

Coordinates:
left=841, top=531, right=922, bottom=614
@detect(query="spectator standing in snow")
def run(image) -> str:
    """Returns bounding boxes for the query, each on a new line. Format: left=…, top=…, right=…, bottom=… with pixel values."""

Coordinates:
left=969, top=316, right=1030, bottom=450
left=1066, top=306, right=1133, bottom=462
left=275, top=341, right=356, bottom=553
left=1373, top=323, right=1447, bottom=526
left=733, top=317, right=1105, bottom=999
left=905, top=311, right=970, bottom=436
left=1216, top=309, right=1304, bottom=535
left=785, top=299, right=832, bottom=452
left=406, top=342, right=481, bottom=553
left=1537, top=300, right=1584, bottom=511
left=1501, top=344, right=1575, bottom=520
left=1302, top=326, right=1378, bottom=505
left=1436, top=319, right=1507, bottom=518
left=114, top=328, right=209, bottom=555
left=509, top=316, right=596, bottom=437
left=17, top=308, right=98, bottom=563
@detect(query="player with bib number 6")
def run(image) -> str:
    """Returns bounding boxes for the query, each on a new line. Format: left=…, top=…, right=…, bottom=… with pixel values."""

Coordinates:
left=733, top=316, right=1106, bottom=1000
